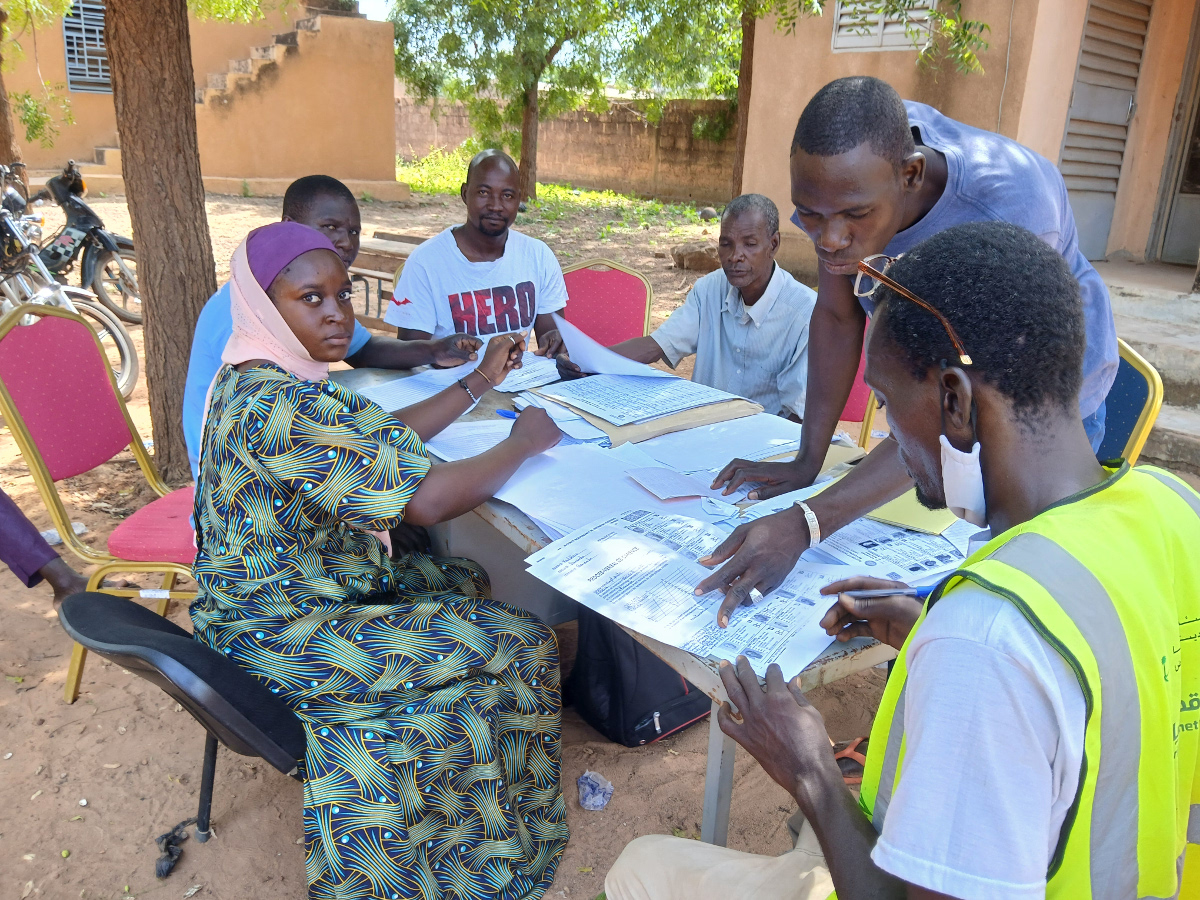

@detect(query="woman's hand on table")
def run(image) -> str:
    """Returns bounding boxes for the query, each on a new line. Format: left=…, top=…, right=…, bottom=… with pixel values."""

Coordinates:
left=819, top=577, right=922, bottom=651
left=509, top=407, right=561, bottom=455
left=477, top=332, right=526, bottom=387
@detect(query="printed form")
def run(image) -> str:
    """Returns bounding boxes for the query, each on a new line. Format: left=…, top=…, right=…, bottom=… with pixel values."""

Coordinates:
left=526, top=510, right=874, bottom=678
left=539, top=375, right=741, bottom=426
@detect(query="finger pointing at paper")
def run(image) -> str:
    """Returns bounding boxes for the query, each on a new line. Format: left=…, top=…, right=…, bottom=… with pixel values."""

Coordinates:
left=696, top=509, right=808, bottom=628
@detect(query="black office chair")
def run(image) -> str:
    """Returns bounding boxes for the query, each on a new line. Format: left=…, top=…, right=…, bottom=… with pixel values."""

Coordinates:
left=57, top=592, right=307, bottom=869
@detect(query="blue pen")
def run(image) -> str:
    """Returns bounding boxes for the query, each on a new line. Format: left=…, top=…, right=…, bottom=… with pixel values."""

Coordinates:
left=496, top=409, right=518, bottom=420
left=841, top=584, right=938, bottom=600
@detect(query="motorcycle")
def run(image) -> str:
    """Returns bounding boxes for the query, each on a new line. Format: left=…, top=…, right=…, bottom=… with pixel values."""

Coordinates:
left=0, top=164, right=139, bottom=397
left=31, top=159, right=142, bottom=325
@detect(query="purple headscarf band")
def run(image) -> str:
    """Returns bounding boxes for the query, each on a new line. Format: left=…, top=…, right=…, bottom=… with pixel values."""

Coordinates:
left=245, top=221, right=340, bottom=292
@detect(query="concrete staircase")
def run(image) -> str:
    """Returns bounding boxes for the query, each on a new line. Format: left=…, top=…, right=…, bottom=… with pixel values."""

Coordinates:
left=193, top=20, right=311, bottom=108
left=1098, top=260, right=1200, bottom=477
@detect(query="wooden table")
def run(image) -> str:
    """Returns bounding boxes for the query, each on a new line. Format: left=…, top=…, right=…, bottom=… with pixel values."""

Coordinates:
left=329, top=366, right=896, bottom=845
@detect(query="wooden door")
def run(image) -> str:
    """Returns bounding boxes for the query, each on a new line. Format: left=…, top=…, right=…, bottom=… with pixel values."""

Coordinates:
left=1061, top=0, right=1153, bottom=260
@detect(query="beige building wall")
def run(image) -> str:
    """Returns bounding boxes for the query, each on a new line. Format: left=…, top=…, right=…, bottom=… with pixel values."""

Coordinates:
left=195, top=16, right=395, bottom=182
left=4, top=7, right=397, bottom=188
left=743, top=0, right=1195, bottom=274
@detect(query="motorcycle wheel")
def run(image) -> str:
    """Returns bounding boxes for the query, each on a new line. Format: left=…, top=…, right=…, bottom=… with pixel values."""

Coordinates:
left=73, top=298, right=139, bottom=398
left=90, top=241, right=142, bottom=325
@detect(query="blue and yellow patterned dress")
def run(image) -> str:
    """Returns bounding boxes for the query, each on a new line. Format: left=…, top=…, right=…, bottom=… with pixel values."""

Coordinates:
left=192, top=364, right=568, bottom=900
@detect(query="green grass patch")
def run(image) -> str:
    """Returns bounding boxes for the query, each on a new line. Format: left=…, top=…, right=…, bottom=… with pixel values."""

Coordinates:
left=397, top=146, right=703, bottom=230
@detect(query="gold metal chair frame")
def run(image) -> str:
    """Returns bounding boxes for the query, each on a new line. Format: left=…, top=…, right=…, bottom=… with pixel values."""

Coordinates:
left=1116, top=337, right=1164, bottom=466
left=560, top=257, right=655, bottom=337
left=0, top=304, right=195, bottom=702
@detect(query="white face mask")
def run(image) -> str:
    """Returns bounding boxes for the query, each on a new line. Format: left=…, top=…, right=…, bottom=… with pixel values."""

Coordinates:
left=939, top=434, right=987, bottom=527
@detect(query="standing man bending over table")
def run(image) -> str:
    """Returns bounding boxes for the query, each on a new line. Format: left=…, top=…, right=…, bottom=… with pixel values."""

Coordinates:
left=557, top=193, right=816, bottom=420
left=385, top=149, right=566, bottom=356
left=606, top=221, right=1200, bottom=900
left=183, top=175, right=480, bottom=482
left=706, top=76, right=1119, bottom=608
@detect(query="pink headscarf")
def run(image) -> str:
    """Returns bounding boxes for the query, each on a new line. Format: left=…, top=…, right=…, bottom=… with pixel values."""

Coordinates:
left=200, top=223, right=394, bottom=554
left=222, top=221, right=340, bottom=379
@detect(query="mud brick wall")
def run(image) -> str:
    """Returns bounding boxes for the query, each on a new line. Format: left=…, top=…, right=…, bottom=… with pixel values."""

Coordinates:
left=396, top=95, right=736, bottom=204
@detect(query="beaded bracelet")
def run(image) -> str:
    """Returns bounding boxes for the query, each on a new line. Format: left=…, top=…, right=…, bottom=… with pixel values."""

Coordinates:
left=458, top=377, right=479, bottom=404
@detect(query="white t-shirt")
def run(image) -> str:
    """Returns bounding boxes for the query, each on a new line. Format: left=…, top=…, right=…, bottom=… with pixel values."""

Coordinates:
left=871, top=584, right=1086, bottom=900
left=383, top=227, right=568, bottom=340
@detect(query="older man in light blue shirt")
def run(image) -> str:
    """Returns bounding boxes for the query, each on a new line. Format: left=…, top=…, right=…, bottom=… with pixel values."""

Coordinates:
left=558, top=194, right=816, bottom=419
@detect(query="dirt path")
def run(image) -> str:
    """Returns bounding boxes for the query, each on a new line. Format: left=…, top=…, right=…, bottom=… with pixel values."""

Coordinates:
left=1, top=192, right=884, bottom=900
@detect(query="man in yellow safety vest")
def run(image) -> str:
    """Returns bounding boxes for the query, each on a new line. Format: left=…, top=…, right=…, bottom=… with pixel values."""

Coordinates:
left=604, top=220, right=1200, bottom=900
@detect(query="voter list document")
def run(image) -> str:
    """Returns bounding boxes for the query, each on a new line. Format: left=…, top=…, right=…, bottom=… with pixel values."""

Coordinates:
left=526, top=510, right=876, bottom=678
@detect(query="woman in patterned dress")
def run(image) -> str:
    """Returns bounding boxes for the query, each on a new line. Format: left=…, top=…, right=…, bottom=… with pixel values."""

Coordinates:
left=191, top=222, right=568, bottom=899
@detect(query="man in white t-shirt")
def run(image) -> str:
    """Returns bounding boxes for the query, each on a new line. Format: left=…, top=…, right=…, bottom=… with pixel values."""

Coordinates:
left=604, top=222, right=1200, bottom=899
left=557, top=194, right=816, bottom=420
left=384, top=150, right=566, bottom=355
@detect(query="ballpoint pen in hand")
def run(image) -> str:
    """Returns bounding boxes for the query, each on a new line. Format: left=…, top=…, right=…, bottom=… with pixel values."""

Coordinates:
left=840, top=584, right=938, bottom=600
left=496, top=409, right=518, bottom=420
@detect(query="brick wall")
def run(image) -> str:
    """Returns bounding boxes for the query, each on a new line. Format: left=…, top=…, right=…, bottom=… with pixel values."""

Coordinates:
left=395, top=92, right=737, bottom=204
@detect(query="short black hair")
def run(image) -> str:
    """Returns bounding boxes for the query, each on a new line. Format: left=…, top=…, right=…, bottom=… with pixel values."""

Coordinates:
left=281, top=175, right=356, bottom=220
left=792, top=76, right=916, bottom=169
left=722, top=193, right=779, bottom=235
left=874, top=221, right=1085, bottom=418
left=465, top=148, right=519, bottom=185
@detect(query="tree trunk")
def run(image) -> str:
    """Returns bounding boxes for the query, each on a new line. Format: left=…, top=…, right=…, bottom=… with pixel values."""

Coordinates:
left=106, top=0, right=216, bottom=484
left=730, top=5, right=756, bottom=198
left=517, top=83, right=539, bottom=202
left=0, top=10, right=27, bottom=188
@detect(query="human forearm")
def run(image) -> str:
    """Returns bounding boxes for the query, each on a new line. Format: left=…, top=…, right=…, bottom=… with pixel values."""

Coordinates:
left=392, top=370, right=489, bottom=441
left=403, top=435, right=536, bottom=525
left=794, top=765, right=905, bottom=900
left=609, top=335, right=665, bottom=365
left=347, top=335, right=435, bottom=369
left=808, top=437, right=913, bottom=536
left=793, top=301, right=865, bottom=481
left=396, top=326, right=434, bottom=341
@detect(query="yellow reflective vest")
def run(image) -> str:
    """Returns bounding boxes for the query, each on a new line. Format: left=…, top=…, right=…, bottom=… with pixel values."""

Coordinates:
left=859, top=464, right=1200, bottom=898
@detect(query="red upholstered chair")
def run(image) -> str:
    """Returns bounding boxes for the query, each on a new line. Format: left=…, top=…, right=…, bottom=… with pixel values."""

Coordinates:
left=840, top=346, right=880, bottom=449
left=0, top=304, right=196, bottom=703
left=561, top=258, right=653, bottom=345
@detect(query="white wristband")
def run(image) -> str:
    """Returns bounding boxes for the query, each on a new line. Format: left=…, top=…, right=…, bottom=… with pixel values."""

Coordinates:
left=794, top=500, right=821, bottom=546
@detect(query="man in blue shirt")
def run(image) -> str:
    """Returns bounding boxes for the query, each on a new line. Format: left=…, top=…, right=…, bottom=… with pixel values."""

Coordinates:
left=703, top=77, right=1120, bottom=622
left=183, top=175, right=480, bottom=482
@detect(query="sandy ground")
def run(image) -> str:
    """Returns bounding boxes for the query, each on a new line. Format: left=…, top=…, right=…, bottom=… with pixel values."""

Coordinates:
left=1, top=193, right=889, bottom=900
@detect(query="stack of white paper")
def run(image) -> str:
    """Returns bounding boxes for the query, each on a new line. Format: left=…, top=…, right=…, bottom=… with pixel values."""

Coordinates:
left=539, top=374, right=741, bottom=426
left=639, top=414, right=804, bottom=474
left=427, top=420, right=514, bottom=461
left=552, top=313, right=672, bottom=378
left=526, top=509, right=875, bottom=678
left=491, top=353, right=560, bottom=392
left=494, top=444, right=712, bottom=535
left=356, top=369, right=455, bottom=411
left=514, top=392, right=609, bottom=444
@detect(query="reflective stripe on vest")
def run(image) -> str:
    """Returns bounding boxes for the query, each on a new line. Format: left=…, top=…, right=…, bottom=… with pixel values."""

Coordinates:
left=991, top=533, right=1139, bottom=897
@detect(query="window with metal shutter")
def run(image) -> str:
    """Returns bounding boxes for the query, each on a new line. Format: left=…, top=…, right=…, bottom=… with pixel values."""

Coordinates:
left=1062, top=0, right=1152, bottom=259
left=831, top=1, right=934, bottom=53
left=63, top=1, right=112, bottom=94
